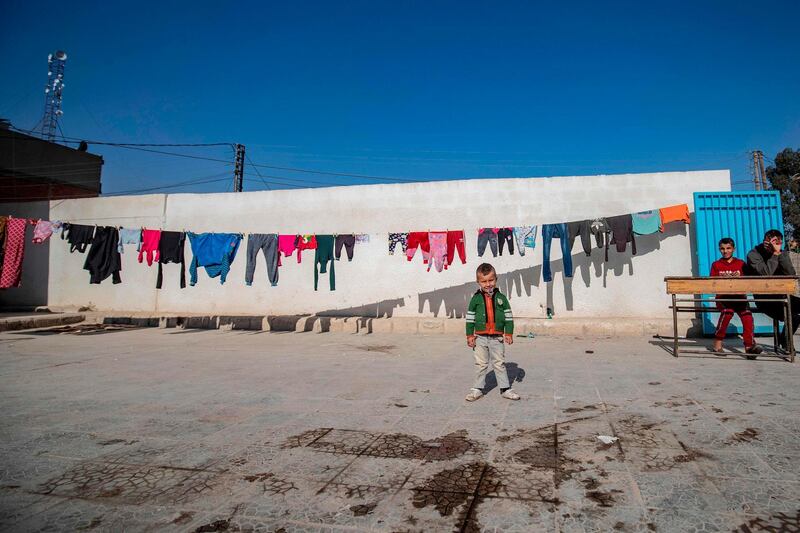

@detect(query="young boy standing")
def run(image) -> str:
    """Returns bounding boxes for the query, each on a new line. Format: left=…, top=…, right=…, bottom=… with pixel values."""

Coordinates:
left=465, top=263, right=520, bottom=401
left=711, top=237, right=761, bottom=357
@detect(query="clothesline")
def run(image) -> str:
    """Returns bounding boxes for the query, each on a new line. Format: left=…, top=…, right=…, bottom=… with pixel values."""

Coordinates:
left=0, top=204, right=690, bottom=291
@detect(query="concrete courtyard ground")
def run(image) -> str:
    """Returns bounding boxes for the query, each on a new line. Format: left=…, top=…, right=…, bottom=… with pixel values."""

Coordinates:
left=1, top=326, right=799, bottom=532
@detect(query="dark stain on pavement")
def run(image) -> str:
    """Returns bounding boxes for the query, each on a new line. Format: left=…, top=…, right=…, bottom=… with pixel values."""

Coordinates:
left=733, top=509, right=800, bottom=532
left=350, top=502, right=377, bottom=516
left=730, top=428, right=760, bottom=443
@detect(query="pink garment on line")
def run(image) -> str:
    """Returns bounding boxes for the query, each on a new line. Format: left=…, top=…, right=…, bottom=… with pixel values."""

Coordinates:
left=277, top=234, right=298, bottom=266
left=31, top=219, right=54, bottom=244
left=1, top=217, right=27, bottom=288
left=427, top=231, right=448, bottom=273
left=138, top=229, right=162, bottom=266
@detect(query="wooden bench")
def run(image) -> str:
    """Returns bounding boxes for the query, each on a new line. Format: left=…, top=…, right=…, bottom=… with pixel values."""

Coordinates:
left=664, top=276, right=799, bottom=362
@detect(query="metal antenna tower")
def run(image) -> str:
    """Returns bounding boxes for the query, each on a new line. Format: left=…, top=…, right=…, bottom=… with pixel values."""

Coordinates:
left=41, top=50, right=68, bottom=141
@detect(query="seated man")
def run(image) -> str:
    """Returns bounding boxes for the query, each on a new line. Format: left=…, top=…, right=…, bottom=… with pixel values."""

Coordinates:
left=745, top=229, right=799, bottom=351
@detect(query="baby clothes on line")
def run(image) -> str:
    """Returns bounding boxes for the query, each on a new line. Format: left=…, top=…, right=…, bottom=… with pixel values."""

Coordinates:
left=389, top=232, right=408, bottom=255
left=83, top=226, right=122, bottom=284
left=498, top=228, right=515, bottom=255
left=187, top=232, right=242, bottom=286
left=607, top=214, right=637, bottom=258
left=0, top=217, right=27, bottom=288
left=245, top=233, right=279, bottom=287
left=296, top=234, right=317, bottom=263
left=567, top=220, right=592, bottom=257
left=477, top=228, right=499, bottom=257
left=335, top=234, right=355, bottom=261
left=541, top=223, right=573, bottom=283
left=406, top=232, right=430, bottom=263
left=513, top=226, right=536, bottom=256
left=355, top=234, right=370, bottom=244
left=659, top=204, right=690, bottom=231
left=446, top=230, right=466, bottom=266
left=428, top=231, right=448, bottom=272
left=314, top=234, right=335, bottom=291
left=31, top=219, right=54, bottom=244
left=278, top=234, right=298, bottom=264
left=632, top=210, right=661, bottom=235
left=117, top=228, right=142, bottom=253
left=138, top=229, right=162, bottom=266
left=157, top=231, right=186, bottom=289
left=62, top=223, right=95, bottom=253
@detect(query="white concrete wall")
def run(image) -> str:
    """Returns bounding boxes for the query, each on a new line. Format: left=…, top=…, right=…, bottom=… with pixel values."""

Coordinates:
left=47, top=170, right=731, bottom=318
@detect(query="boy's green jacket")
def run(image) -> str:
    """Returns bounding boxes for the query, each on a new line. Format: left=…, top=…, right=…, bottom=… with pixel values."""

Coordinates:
left=466, top=289, right=514, bottom=336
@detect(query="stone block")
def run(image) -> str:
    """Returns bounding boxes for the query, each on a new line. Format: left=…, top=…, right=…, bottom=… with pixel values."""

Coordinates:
left=369, top=318, right=392, bottom=333
left=390, top=317, right=419, bottom=334
left=443, top=318, right=466, bottom=335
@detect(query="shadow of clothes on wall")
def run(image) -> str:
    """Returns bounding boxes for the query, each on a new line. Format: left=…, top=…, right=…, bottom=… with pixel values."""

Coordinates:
left=317, top=297, right=406, bottom=318
left=317, top=222, right=689, bottom=319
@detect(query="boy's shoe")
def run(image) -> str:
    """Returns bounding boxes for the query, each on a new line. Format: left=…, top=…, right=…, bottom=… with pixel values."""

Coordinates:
left=501, top=389, right=521, bottom=401
left=465, top=388, right=484, bottom=402
left=745, top=344, right=762, bottom=360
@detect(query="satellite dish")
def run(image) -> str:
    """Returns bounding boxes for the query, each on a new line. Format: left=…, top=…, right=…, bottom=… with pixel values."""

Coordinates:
left=54, top=50, right=67, bottom=60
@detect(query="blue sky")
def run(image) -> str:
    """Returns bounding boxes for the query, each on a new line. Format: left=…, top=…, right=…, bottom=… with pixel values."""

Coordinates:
left=1, top=1, right=798, bottom=195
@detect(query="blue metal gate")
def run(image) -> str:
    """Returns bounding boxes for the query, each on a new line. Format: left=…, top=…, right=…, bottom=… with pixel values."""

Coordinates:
left=693, top=191, right=785, bottom=335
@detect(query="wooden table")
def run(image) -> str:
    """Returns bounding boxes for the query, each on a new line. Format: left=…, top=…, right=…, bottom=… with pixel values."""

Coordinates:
left=664, top=276, right=799, bottom=362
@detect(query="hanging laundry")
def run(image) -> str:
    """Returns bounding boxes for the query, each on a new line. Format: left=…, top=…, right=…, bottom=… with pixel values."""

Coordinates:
left=477, top=228, right=499, bottom=257
left=355, top=234, right=370, bottom=244
left=446, top=230, right=467, bottom=266
left=567, top=220, right=592, bottom=257
left=117, top=228, right=142, bottom=253
left=406, top=231, right=430, bottom=264
left=427, top=231, right=448, bottom=272
left=335, top=234, right=355, bottom=261
left=138, top=229, right=162, bottom=266
left=278, top=234, right=298, bottom=264
left=187, top=232, right=242, bottom=286
left=513, top=226, right=536, bottom=256
left=295, top=234, right=317, bottom=263
left=157, top=231, right=186, bottom=289
left=62, top=223, right=94, bottom=253
left=245, top=233, right=279, bottom=287
left=83, top=226, right=122, bottom=284
left=659, top=204, right=691, bottom=231
left=0, top=217, right=27, bottom=289
left=497, top=228, right=515, bottom=256
left=607, top=214, right=637, bottom=258
left=31, top=219, right=55, bottom=244
left=51, top=220, right=65, bottom=237
left=632, top=210, right=661, bottom=235
left=314, top=234, right=335, bottom=291
left=590, top=218, right=611, bottom=251
left=541, top=223, right=573, bottom=283
left=0, top=216, right=7, bottom=269
left=388, top=232, right=408, bottom=255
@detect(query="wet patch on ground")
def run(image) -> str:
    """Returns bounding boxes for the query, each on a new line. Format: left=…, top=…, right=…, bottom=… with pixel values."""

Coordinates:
left=730, top=428, right=760, bottom=444
left=282, top=428, right=481, bottom=461
left=733, top=509, right=800, bottom=532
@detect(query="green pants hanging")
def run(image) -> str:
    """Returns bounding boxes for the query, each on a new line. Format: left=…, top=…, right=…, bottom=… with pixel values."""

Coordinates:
left=314, top=234, right=335, bottom=291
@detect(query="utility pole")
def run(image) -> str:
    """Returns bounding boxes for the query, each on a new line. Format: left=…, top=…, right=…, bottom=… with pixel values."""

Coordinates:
left=751, top=150, right=768, bottom=191
left=757, top=150, right=768, bottom=190
left=233, top=144, right=245, bottom=192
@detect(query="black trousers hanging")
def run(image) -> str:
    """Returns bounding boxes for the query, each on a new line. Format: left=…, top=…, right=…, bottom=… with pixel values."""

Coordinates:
left=83, top=226, right=122, bottom=284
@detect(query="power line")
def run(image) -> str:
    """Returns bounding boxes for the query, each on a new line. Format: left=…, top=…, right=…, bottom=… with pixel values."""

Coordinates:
left=245, top=153, right=270, bottom=191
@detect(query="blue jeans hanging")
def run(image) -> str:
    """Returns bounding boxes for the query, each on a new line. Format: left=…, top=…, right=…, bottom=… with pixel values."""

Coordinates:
left=542, top=223, right=573, bottom=282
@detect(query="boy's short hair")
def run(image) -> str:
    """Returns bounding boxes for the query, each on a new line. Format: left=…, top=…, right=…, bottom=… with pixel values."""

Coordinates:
left=476, top=263, right=496, bottom=277
left=718, top=237, right=735, bottom=247
left=764, top=229, right=784, bottom=241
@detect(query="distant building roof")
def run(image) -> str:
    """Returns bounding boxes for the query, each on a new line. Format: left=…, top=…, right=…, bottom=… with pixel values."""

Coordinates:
left=0, top=123, right=103, bottom=202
